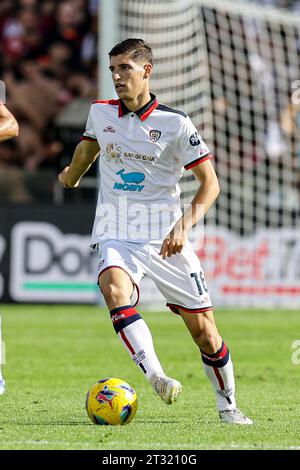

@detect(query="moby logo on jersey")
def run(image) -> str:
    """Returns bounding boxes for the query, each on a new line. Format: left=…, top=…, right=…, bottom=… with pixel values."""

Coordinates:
left=113, top=169, right=145, bottom=192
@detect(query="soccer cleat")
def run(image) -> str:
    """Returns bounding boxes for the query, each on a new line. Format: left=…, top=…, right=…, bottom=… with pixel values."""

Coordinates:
left=0, top=379, right=5, bottom=395
left=219, top=408, right=253, bottom=425
left=149, top=373, right=182, bottom=404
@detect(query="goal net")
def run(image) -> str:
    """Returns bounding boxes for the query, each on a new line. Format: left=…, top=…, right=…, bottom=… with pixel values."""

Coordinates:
left=117, top=0, right=300, bottom=308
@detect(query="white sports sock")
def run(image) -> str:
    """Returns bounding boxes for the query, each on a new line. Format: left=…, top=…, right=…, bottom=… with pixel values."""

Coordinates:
left=110, top=305, right=164, bottom=380
left=201, top=341, right=236, bottom=411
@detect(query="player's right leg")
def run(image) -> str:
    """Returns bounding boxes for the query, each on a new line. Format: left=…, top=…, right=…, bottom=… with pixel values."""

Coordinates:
left=98, top=256, right=182, bottom=404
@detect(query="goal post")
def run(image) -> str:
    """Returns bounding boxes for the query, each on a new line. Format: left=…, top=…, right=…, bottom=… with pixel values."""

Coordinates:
left=99, top=0, right=120, bottom=99
left=100, top=0, right=300, bottom=308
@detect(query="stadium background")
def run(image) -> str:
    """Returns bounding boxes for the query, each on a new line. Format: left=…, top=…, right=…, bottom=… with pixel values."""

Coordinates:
left=1, top=0, right=299, bottom=308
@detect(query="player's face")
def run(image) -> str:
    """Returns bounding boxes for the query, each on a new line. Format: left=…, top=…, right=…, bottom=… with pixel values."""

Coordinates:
left=109, top=54, right=151, bottom=100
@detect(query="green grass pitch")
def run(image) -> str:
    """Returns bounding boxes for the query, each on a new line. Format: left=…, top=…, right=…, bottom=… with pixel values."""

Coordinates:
left=0, top=305, right=299, bottom=450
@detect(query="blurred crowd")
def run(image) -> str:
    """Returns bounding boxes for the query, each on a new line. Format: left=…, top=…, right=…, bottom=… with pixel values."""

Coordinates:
left=0, top=0, right=98, bottom=203
left=0, top=0, right=300, bottom=207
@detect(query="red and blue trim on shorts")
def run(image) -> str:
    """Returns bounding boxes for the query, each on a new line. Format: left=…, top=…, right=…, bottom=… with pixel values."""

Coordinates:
left=166, top=303, right=213, bottom=315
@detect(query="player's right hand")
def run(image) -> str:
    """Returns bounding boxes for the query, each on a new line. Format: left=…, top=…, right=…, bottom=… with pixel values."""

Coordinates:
left=159, top=221, right=188, bottom=259
left=58, top=166, right=80, bottom=188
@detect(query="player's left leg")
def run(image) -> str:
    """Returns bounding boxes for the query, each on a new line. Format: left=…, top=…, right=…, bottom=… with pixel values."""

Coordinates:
left=179, top=308, right=253, bottom=425
left=0, top=315, right=5, bottom=395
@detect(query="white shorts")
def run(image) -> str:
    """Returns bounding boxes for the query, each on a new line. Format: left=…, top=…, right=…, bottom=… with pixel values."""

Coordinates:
left=96, top=240, right=213, bottom=315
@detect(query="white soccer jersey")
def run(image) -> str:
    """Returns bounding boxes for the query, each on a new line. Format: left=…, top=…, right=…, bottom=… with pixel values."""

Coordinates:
left=82, top=94, right=212, bottom=244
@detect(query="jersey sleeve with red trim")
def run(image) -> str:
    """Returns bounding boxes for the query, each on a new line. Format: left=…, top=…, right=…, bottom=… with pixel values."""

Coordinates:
left=177, top=116, right=212, bottom=170
left=82, top=107, right=97, bottom=141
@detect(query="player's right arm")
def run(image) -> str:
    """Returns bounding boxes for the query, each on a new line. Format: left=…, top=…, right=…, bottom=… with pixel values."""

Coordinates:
left=0, top=102, right=19, bottom=142
left=58, top=139, right=100, bottom=188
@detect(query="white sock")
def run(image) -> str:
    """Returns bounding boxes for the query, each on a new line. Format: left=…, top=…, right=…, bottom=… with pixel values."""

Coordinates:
left=201, top=341, right=236, bottom=411
left=110, top=305, right=164, bottom=380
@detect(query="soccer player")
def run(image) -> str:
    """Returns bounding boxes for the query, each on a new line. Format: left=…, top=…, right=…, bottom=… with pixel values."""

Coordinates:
left=0, top=102, right=18, bottom=394
left=58, top=38, right=253, bottom=424
left=0, top=101, right=19, bottom=142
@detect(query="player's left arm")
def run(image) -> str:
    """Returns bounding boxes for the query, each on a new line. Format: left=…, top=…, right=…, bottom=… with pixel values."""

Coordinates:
left=186, top=158, right=220, bottom=224
left=160, top=159, right=220, bottom=259
left=0, top=102, right=19, bottom=142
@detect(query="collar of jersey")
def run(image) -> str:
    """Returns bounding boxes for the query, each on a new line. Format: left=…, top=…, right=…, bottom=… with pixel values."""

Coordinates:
left=118, top=93, right=158, bottom=121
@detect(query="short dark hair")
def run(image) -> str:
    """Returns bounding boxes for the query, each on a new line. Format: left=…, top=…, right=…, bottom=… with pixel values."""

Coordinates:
left=109, top=38, right=153, bottom=65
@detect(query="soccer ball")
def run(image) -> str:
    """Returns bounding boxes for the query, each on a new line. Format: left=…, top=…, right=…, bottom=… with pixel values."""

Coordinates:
left=85, top=378, right=138, bottom=425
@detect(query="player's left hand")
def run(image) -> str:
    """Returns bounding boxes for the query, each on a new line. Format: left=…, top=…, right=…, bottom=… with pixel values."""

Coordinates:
left=159, top=222, right=188, bottom=259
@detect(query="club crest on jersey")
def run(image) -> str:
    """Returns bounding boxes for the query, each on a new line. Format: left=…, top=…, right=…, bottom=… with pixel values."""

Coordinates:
left=189, top=132, right=201, bottom=146
left=149, top=129, right=161, bottom=142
